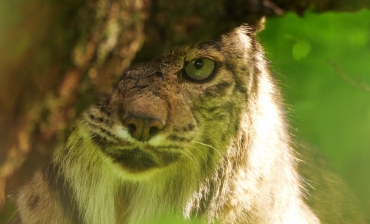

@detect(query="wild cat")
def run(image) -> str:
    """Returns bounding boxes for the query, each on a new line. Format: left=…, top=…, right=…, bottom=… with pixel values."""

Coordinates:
left=13, top=20, right=365, bottom=224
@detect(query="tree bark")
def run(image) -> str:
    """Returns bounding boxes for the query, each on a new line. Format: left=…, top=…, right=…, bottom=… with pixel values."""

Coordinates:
left=0, top=0, right=369, bottom=212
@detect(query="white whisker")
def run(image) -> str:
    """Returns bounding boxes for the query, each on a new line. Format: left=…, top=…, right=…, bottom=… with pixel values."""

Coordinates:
left=181, top=148, right=198, bottom=166
left=194, top=141, right=223, bottom=158
left=188, top=145, right=208, bottom=164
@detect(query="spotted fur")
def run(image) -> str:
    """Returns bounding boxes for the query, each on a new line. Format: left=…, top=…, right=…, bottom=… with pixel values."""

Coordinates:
left=14, top=22, right=365, bottom=224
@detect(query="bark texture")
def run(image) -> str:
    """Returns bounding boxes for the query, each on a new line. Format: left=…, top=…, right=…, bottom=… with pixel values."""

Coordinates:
left=0, top=0, right=369, bottom=216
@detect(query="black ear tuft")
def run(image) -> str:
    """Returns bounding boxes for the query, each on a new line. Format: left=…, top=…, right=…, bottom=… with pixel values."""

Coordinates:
left=249, top=17, right=266, bottom=34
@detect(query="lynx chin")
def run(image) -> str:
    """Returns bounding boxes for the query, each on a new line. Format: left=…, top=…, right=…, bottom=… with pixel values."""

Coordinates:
left=13, top=20, right=365, bottom=224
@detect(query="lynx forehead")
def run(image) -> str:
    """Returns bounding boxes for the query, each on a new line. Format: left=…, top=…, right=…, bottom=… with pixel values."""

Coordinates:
left=83, top=28, right=256, bottom=175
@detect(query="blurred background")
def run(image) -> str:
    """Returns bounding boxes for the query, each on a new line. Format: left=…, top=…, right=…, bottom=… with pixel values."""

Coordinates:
left=259, top=9, right=370, bottom=217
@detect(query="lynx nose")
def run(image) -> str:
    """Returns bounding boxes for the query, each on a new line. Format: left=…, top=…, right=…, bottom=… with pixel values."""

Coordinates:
left=124, top=116, right=164, bottom=141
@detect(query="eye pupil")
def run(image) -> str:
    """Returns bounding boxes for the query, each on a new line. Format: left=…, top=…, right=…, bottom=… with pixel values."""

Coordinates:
left=184, top=58, right=215, bottom=81
left=193, top=59, right=203, bottom=69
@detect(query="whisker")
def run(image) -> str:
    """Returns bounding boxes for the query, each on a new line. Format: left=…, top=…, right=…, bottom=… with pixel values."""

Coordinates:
left=194, top=141, right=223, bottom=158
left=84, top=123, right=124, bottom=145
left=181, top=149, right=198, bottom=166
left=188, top=145, right=208, bottom=164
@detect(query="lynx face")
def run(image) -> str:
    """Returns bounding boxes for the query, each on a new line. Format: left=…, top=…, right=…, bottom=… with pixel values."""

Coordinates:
left=83, top=28, right=256, bottom=176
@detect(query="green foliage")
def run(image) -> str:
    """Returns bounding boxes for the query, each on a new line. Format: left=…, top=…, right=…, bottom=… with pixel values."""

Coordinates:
left=292, top=40, right=311, bottom=60
left=259, top=10, right=370, bottom=214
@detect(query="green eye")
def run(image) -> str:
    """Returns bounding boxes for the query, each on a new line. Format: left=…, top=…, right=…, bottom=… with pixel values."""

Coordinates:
left=184, top=58, right=215, bottom=81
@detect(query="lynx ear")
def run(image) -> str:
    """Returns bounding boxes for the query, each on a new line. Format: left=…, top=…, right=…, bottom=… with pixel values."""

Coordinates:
left=233, top=17, right=266, bottom=37
left=249, top=17, right=266, bottom=34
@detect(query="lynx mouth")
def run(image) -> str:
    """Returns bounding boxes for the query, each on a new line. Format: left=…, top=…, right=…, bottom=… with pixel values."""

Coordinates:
left=103, top=147, right=180, bottom=173
left=112, top=148, right=157, bottom=172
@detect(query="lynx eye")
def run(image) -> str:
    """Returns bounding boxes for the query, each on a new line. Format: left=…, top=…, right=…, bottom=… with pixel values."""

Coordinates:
left=184, top=58, right=215, bottom=81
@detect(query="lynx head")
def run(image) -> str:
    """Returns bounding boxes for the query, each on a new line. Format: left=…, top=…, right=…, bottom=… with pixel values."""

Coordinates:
left=79, top=23, right=266, bottom=180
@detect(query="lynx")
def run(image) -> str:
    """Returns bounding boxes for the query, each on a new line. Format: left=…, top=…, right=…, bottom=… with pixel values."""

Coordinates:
left=12, top=21, right=365, bottom=224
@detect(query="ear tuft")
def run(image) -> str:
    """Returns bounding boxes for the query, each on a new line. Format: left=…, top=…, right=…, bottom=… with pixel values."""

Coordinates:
left=233, top=17, right=265, bottom=37
left=248, top=17, right=266, bottom=34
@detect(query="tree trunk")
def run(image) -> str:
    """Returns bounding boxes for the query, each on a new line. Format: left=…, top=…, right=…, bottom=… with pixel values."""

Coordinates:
left=0, top=0, right=369, bottom=212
